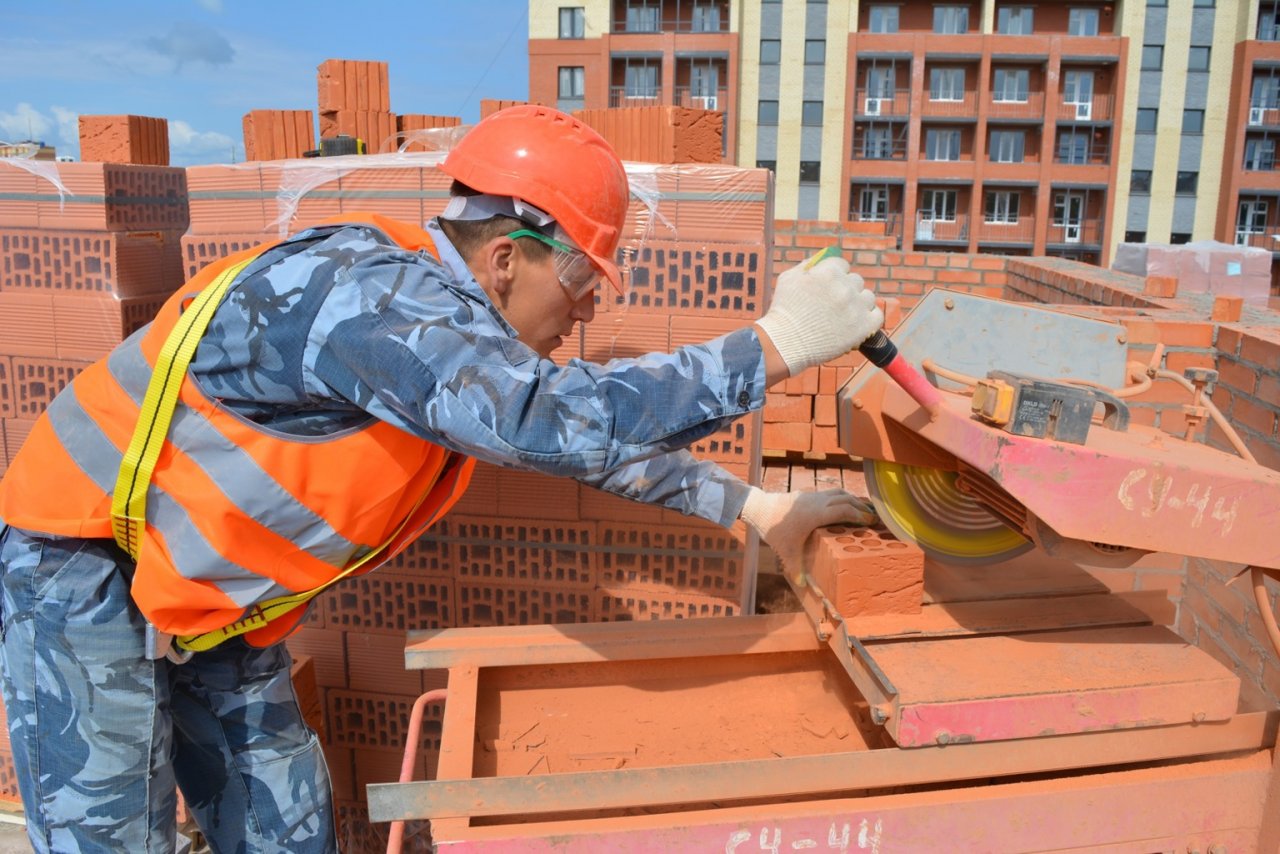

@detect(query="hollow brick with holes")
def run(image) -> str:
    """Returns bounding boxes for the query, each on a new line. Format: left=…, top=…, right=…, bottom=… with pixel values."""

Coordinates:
left=803, top=524, right=925, bottom=618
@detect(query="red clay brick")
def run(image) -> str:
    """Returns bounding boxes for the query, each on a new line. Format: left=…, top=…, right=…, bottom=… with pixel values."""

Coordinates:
left=0, top=357, right=10, bottom=419
left=458, top=582, right=593, bottom=626
left=762, top=420, right=811, bottom=452
left=1217, top=357, right=1259, bottom=396
left=283, top=626, right=346, bottom=688
left=1215, top=326, right=1244, bottom=358
left=9, top=356, right=90, bottom=419
left=1212, top=295, right=1244, bottom=323
left=1231, top=395, right=1278, bottom=437
left=803, top=524, right=924, bottom=617
left=446, top=516, right=594, bottom=588
left=763, top=392, right=812, bottom=423
left=1, top=229, right=184, bottom=297
left=813, top=393, right=837, bottom=427
left=610, top=240, right=765, bottom=319
left=595, top=586, right=738, bottom=621
left=1143, top=275, right=1177, bottom=298
left=1240, top=331, right=1280, bottom=371
left=79, top=114, right=169, bottom=166
left=320, top=573, right=454, bottom=634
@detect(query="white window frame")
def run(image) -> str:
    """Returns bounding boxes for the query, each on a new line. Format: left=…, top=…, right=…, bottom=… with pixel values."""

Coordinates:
left=559, top=7, right=585, bottom=38
left=993, top=68, right=1029, bottom=102
left=921, top=189, right=958, bottom=222
left=692, top=2, right=721, bottom=32
left=930, top=67, right=965, bottom=101
left=989, top=130, right=1025, bottom=163
left=926, top=128, right=962, bottom=161
left=1068, top=8, right=1099, bottom=36
left=859, top=187, right=890, bottom=221
left=998, top=6, right=1034, bottom=34
left=985, top=191, right=1020, bottom=224
left=869, top=5, right=899, bottom=33
left=863, top=125, right=894, bottom=158
left=934, top=5, right=969, bottom=34
left=1245, top=137, right=1276, bottom=170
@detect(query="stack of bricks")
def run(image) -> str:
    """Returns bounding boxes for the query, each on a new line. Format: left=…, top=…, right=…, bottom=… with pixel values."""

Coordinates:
left=574, top=106, right=723, bottom=164
left=395, top=114, right=462, bottom=153
left=242, top=110, right=316, bottom=161
left=0, top=115, right=189, bottom=479
left=317, top=59, right=396, bottom=154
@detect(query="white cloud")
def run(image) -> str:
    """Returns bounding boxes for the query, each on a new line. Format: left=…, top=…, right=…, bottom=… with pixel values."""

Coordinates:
left=50, top=107, right=81, bottom=148
left=0, top=103, right=52, bottom=144
left=168, top=119, right=237, bottom=165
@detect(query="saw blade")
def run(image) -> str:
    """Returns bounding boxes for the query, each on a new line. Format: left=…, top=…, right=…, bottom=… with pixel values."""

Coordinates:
left=862, top=459, right=1033, bottom=565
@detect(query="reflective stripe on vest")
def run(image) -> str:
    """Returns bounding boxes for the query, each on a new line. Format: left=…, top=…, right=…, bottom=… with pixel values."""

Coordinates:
left=0, top=213, right=475, bottom=647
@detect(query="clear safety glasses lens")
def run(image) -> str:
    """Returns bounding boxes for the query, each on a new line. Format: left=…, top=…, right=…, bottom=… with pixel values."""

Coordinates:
left=507, top=229, right=601, bottom=300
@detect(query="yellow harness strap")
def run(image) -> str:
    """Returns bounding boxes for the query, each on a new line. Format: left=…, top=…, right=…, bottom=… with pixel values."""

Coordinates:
left=108, top=254, right=418, bottom=654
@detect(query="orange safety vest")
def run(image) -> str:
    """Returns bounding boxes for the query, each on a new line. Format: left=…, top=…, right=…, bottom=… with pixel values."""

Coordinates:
left=0, top=212, right=475, bottom=647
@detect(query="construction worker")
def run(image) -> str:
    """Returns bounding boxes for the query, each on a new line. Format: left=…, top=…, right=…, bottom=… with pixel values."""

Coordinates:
left=0, top=105, right=882, bottom=852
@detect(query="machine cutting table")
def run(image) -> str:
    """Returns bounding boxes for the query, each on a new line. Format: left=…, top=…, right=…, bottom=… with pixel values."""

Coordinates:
left=368, top=559, right=1279, bottom=852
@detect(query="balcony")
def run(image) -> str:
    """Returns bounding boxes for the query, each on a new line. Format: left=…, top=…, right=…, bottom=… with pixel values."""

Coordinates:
left=855, top=90, right=911, bottom=119
left=914, top=213, right=970, bottom=243
left=975, top=216, right=1036, bottom=244
left=846, top=212, right=904, bottom=241
left=673, top=86, right=728, bottom=113
left=1247, top=105, right=1280, bottom=129
left=609, top=86, right=664, bottom=108
left=1234, top=227, right=1280, bottom=251
left=1054, top=142, right=1111, bottom=166
left=988, top=92, right=1045, bottom=121
left=1046, top=218, right=1104, bottom=246
left=611, top=2, right=730, bottom=34
left=923, top=91, right=979, bottom=118
left=1054, top=94, right=1115, bottom=122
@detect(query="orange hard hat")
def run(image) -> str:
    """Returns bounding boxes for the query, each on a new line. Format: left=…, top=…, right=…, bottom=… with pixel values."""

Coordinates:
left=441, top=105, right=629, bottom=293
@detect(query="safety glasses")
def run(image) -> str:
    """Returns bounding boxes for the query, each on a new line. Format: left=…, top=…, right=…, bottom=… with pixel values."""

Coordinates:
left=506, top=229, right=601, bottom=301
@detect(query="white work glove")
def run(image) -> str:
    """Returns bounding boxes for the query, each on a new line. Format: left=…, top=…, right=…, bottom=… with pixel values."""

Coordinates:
left=756, top=254, right=884, bottom=377
left=740, top=486, right=878, bottom=585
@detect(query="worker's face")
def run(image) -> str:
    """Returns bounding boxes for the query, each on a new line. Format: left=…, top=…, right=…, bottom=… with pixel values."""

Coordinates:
left=482, top=237, right=598, bottom=359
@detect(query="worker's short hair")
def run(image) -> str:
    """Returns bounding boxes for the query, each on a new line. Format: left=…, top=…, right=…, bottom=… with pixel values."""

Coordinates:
left=439, top=180, right=554, bottom=264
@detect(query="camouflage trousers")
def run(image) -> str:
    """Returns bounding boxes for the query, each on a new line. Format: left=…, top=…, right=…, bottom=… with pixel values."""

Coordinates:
left=0, top=525, right=337, bottom=853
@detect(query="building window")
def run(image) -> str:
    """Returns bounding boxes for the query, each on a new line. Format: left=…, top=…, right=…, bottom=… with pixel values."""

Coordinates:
left=859, top=187, right=890, bottom=221
left=1176, top=171, right=1199, bottom=194
left=930, top=67, right=965, bottom=101
left=934, top=5, right=969, bottom=34
left=1125, top=231, right=1147, bottom=242
left=993, top=68, right=1029, bottom=102
left=1142, top=45, right=1163, bottom=70
left=920, top=189, right=958, bottom=221
left=1193, top=0, right=1214, bottom=6
left=625, top=1, right=660, bottom=32
left=558, top=67, right=585, bottom=106
left=997, top=6, right=1034, bottom=34
left=1063, top=70, right=1094, bottom=116
left=926, top=128, right=962, bottom=161
left=1238, top=200, right=1269, bottom=242
left=758, top=100, right=779, bottom=125
left=1245, top=138, right=1276, bottom=170
left=1188, top=46, right=1211, bottom=71
left=760, top=39, right=781, bottom=64
left=799, top=161, right=821, bottom=183
left=623, top=63, right=659, bottom=98
left=802, top=100, right=824, bottom=125
left=1136, top=108, right=1158, bottom=132
left=862, top=125, right=895, bottom=158
left=1068, top=8, right=1100, bottom=36
left=1058, top=128, right=1090, bottom=163
left=1261, top=4, right=1280, bottom=40
left=1171, top=232, right=1192, bottom=244
left=804, top=39, right=826, bottom=64
left=757, top=160, right=777, bottom=172
left=1131, top=170, right=1152, bottom=193
left=559, top=7, right=585, bottom=38
left=692, top=2, right=721, bottom=31
left=985, top=191, right=1020, bottom=224
left=989, top=130, right=1025, bottom=162
left=1182, top=109, right=1204, bottom=133
left=1148, top=0, right=1166, bottom=5
left=869, top=5, right=900, bottom=32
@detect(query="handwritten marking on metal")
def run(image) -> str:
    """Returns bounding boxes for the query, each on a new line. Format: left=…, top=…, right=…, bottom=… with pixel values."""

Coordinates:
left=723, top=820, right=882, bottom=853
left=1117, top=468, right=1239, bottom=535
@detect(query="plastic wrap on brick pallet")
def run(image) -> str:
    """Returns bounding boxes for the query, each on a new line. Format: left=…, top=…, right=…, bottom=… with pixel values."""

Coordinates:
left=1113, top=240, right=1272, bottom=305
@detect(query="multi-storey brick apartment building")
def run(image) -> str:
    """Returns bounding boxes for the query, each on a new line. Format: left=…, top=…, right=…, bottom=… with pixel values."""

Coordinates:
left=529, top=0, right=1280, bottom=289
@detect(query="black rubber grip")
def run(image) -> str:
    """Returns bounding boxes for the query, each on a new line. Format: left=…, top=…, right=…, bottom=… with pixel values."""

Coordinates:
left=858, top=329, right=898, bottom=368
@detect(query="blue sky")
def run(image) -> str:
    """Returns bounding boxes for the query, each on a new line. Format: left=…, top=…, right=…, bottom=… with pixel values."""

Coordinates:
left=2, top=0, right=530, bottom=165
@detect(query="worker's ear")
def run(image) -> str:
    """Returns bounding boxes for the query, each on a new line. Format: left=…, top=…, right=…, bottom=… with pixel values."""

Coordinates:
left=477, top=236, right=519, bottom=301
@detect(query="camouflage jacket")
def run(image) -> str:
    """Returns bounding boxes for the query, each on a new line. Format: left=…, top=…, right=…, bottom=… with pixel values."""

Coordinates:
left=186, top=219, right=765, bottom=528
